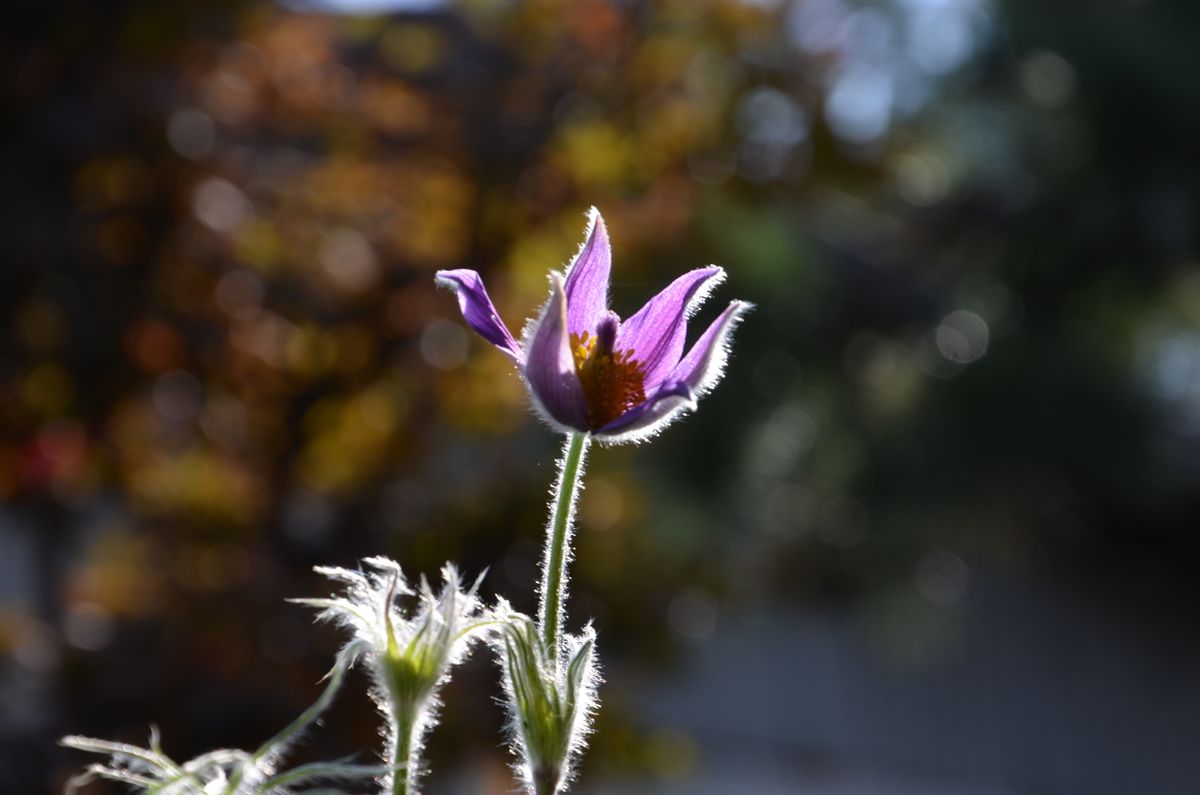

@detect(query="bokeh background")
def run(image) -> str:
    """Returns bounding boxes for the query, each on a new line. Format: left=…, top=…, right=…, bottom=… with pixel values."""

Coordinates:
left=5, top=0, right=1200, bottom=792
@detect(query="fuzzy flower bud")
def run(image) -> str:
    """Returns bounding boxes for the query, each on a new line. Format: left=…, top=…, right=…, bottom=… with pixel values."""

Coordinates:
left=294, top=557, right=490, bottom=795
left=493, top=604, right=601, bottom=795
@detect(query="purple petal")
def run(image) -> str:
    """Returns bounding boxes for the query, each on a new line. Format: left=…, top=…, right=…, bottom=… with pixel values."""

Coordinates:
left=594, top=380, right=695, bottom=442
left=615, top=266, right=725, bottom=389
left=563, top=208, right=612, bottom=337
left=524, top=272, right=590, bottom=432
left=669, top=300, right=753, bottom=396
left=435, top=269, right=522, bottom=362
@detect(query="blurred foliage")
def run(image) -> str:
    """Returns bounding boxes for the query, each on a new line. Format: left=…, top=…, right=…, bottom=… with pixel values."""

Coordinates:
left=2, top=0, right=1200, bottom=792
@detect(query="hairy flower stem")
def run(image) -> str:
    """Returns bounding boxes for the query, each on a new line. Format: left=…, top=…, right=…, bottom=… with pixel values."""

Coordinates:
left=534, top=765, right=561, bottom=795
left=539, top=432, right=590, bottom=669
left=390, top=709, right=414, bottom=795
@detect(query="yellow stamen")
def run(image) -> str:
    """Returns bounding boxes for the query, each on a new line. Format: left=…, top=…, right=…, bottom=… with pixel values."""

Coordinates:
left=571, top=331, right=646, bottom=428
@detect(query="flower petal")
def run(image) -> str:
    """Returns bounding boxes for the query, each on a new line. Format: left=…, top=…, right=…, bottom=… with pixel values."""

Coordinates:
left=563, top=208, right=612, bottom=337
left=435, top=269, right=522, bottom=362
left=615, top=266, right=725, bottom=389
left=669, top=300, right=753, bottom=396
left=524, top=272, right=590, bottom=432
left=594, top=380, right=695, bottom=443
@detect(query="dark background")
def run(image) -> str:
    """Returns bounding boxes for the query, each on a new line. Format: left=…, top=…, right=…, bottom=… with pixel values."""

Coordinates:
left=4, top=0, right=1200, bottom=792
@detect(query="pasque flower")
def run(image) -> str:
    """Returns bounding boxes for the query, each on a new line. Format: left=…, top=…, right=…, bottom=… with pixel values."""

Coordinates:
left=436, top=208, right=748, bottom=795
left=436, top=208, right=750, bottom=443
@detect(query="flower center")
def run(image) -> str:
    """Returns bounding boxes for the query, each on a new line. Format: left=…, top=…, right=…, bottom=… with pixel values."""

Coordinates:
left=571, top=330, right=646, bottom=429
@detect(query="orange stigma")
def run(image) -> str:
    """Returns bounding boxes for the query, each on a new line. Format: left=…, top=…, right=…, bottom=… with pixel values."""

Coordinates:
left=571, top=327, right=646, bottom=429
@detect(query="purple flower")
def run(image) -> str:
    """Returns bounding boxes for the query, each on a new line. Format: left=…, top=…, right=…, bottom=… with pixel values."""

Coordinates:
left=436, top=208, right=751, bottom=443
